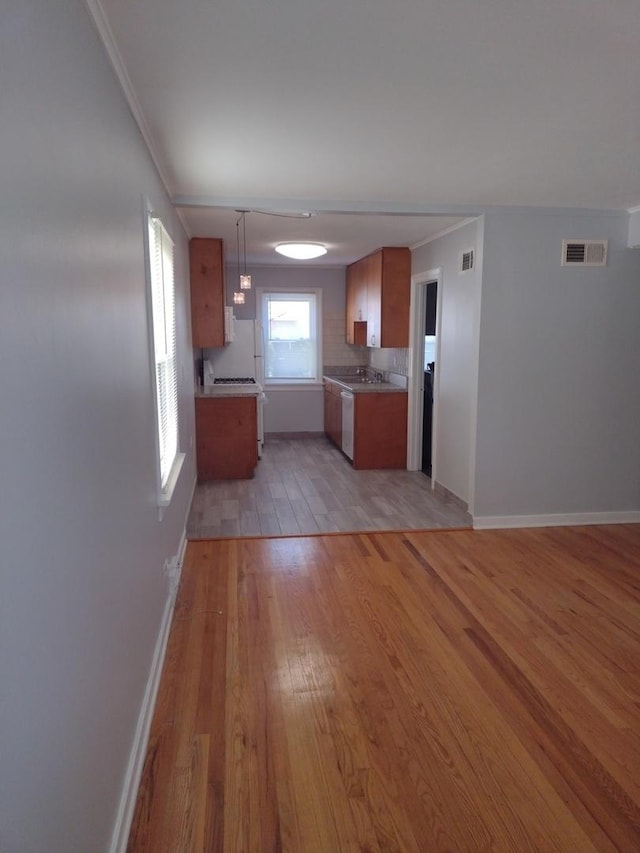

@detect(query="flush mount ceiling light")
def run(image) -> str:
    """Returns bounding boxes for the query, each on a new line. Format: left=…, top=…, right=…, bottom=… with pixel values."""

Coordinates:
left=275, top=242, right=327, bottom=260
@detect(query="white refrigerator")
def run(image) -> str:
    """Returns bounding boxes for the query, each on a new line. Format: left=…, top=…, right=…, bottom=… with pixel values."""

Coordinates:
left=204, top=319, right=265, bottom=453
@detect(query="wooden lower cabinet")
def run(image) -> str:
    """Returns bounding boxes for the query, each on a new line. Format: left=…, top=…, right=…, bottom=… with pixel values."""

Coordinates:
left=324, top=383, right=408, bottom=470
left=195, top=395, right=258, bottom=480
left=324, top=381, right=342, bottom=448
left=353, top=392, right=407, bottom=469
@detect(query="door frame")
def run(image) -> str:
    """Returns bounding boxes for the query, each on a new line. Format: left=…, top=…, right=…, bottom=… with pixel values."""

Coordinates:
left=407, top=268, right=442, bottom=478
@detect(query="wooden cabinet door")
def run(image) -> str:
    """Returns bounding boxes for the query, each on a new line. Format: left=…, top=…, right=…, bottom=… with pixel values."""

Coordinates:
left=346, top=260, right=367, bottom=346
left=345, top=264, right=357, bottom=344
left=379, top=247, right=411, bottom=348
left=324, top=383, right=342, bottom=448
left=195, top=396, right=257, bottom=480
left=349, top=246, right=410, bottom=349
left=331, top=387, right=342, bottom=448
left=353, top=392, right=408, bottom=469
left=190, top=238, right=225, bottom=348
left=355, top=261, right=368, bottom=324
left=366, top=251, right=382, bottom=348
left=324, top=387, right=333, bottom=434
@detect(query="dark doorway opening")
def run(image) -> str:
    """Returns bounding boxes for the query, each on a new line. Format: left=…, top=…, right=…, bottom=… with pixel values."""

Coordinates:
left=421, top=282, right=437, bottom=476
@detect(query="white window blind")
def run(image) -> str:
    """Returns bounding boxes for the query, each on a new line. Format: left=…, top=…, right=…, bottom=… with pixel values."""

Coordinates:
left=260, top=290, right=321, bottom=382
left=148, top=214, right=179, bottom=493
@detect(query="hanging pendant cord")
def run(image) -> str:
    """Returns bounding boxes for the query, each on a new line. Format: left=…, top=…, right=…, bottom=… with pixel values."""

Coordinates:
left=242, top=212, right=248, bottom=275
left=235, top=209, right=250, bottom=278
left=236, top=216, right=241, bottom=284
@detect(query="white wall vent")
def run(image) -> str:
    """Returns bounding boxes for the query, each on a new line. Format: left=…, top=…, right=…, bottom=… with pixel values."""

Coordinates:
left=561, top=239, right=608, bottom=267
left=459, top=248, right=474, bottom=273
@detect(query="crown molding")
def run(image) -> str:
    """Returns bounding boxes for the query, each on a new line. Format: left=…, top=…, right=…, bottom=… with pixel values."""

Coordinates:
left=409, top=217, right=478, bottom=250
left=82, top=0, right=189, bottom=234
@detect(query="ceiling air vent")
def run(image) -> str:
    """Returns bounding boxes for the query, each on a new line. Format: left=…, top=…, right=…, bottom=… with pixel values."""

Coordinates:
left=561, top=239, right=608, bottom=267
left=460, top=248, right=474, bottom=273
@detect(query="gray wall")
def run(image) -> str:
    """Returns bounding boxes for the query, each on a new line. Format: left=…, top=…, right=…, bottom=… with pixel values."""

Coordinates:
left=0, top=3, right=195, bottom=850
left=629, top=210, right=640, bottom=247
left=412, top=220, right=483, bottom=506
left=227, top=263, right=346, bottom=320
left=475, top=210, right=640, bottom=517
left=225, top=264, right=347, bottom=432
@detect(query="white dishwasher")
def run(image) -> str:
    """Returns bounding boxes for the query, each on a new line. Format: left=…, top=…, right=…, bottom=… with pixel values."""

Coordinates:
left=341, top=391, right=354, bottom=460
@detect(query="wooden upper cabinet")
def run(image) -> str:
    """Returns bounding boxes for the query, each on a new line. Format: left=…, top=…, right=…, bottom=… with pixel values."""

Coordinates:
left=365, top=251, right=382, bottom=348
left=345, top=247, right=410, bottom=349
left=189, top=238, right=225, bottom=348
left=368, top=247, right=411, bottom=348
left=345, top=261, right=367, bottom=345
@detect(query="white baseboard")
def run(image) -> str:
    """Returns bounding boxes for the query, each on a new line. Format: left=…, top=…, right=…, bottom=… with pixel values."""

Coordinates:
left=473, top=510, right=640, bottom=530
left=170, top=526, right=189, bottom=591
left=109, top=532, right=188, bottom=853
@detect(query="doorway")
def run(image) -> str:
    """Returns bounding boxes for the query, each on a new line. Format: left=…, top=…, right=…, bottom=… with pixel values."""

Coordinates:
left=407, top=270, right=441, bottom=476
left=421, top=281, right=437, bottom=476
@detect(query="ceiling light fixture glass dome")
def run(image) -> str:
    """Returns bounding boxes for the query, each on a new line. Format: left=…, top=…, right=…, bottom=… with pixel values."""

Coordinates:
left=275, top=242, right=327, bottom=260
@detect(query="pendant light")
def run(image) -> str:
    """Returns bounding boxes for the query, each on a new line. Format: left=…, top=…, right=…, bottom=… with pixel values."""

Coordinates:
left=237, top=210, right=252, bottom=290
left=233, top=210, right=251, bottom=304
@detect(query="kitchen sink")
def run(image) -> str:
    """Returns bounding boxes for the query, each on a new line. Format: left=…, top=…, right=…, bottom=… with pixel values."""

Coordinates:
left=327, top=374, right=383, bottom=384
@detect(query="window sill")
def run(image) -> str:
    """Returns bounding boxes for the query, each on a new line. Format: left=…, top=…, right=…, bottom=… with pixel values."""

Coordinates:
left=157, top=452, right=185, bottom=521
left=263, top=382, right=324, bottom=391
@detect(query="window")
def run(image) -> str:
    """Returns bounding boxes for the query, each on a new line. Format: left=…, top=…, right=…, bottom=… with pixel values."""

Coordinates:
left=259, top=290, right=322, bottom=383
left=423, top=335, right=436, bottom=370
left=146, top=209, right=184, bottom=507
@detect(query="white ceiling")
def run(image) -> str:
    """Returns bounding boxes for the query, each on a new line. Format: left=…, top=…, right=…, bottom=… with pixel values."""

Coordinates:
left=95, top=0, right=640, bottom=265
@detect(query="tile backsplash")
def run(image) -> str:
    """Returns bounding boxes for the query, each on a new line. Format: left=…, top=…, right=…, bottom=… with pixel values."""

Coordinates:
left=323, top=314, right=367, bottom=367
left=323, top=311, right=409, bottom=376
left=369, top=346, right=409, bottom=376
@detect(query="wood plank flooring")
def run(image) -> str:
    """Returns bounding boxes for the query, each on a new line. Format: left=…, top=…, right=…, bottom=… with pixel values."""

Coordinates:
left=128, top=525, right=640, bottom=852
left=187, top=435, right=471, bottom=539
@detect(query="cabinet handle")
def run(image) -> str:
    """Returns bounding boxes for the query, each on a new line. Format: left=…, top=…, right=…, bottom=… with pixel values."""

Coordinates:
left=358, top=309, right=362, bottom=320
left=370, top=334, right=376, bottom=346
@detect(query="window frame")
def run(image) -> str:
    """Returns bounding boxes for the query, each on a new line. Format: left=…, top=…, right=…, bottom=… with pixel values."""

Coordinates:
left=144, top=200, right=184, bottom=515
left=258, top=288, right=323, bottom=386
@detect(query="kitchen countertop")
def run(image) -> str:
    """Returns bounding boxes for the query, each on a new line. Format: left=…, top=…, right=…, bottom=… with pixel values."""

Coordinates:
left=197, top=378, right=406, bottom=396
left=196, top=384, right=263, bottom=398
left=323, top=375, right=406, bottom=394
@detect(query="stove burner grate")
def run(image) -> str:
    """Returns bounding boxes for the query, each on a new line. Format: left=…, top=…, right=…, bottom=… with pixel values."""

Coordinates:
left=213, top=377, right=256, bottom=385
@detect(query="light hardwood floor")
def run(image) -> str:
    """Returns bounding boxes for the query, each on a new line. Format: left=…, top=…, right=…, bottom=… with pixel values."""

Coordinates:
left=187, top=435, right=471, bottom=539
left=129, top=524, right=640, bottom=852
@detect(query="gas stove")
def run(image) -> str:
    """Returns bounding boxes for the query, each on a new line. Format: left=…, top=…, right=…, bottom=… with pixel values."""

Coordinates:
left=213, top=377, right=256, bottom=385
